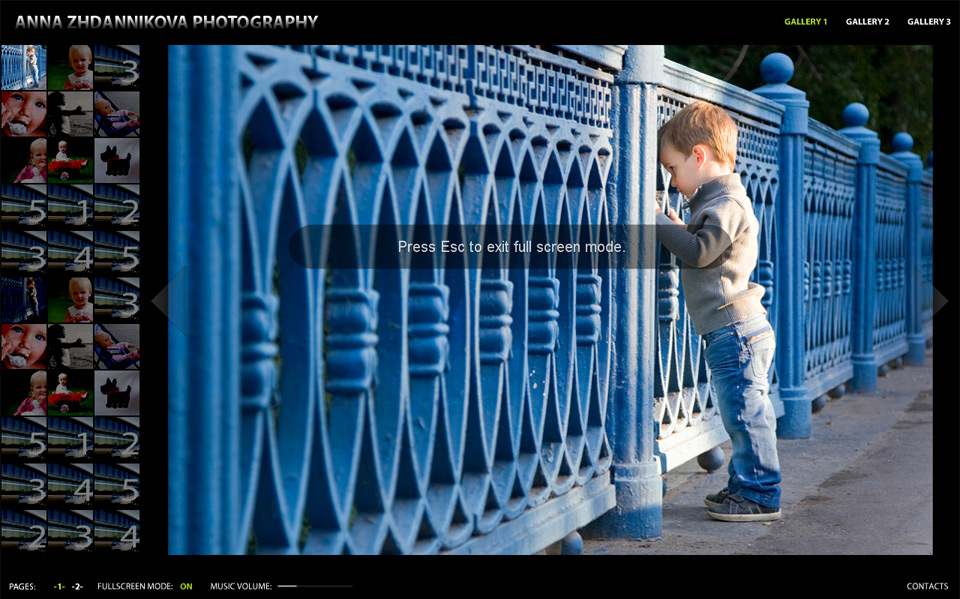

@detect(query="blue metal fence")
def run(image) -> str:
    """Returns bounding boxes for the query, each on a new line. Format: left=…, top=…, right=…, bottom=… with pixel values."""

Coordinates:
left=169, top=46, right=933, bottom=552
left=802, top=121, right=858, bottom=401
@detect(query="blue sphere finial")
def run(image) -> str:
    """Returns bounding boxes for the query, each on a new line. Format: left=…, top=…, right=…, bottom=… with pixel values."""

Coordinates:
left=760, top=53, right=794, bottom=84
left=892, top=132, right=914, bottom=152
left=842, top=103, right=869, bottom=127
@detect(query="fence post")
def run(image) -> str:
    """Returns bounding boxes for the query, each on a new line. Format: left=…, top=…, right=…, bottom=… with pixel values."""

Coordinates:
left=840, top=103, right=879, bottom=392
left=167, top=45, right=241, bottom=554
left=890, top=132, right=926, bottom=365
left=752, top=53, right=811, bottom=438
left=584, top=44, right=663, bottom=540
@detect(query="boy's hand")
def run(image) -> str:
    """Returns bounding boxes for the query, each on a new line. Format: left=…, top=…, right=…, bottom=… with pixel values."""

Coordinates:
left=664, top=207, right=685, bottom=226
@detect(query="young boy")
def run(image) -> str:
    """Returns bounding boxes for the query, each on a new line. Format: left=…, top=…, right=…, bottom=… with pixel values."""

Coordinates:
left=654, top=101, right=781, bottom=522
left=25, top=46, right=41, bottom=89
left=64, top=45, right=93, bottom=91
left=64, top=277, right=94, bottom=323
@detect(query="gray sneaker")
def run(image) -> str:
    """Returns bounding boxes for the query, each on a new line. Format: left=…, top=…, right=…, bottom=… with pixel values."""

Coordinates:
left=704, top=488, right=730, bottom=507
left=707, top=493, right=781, bottom=522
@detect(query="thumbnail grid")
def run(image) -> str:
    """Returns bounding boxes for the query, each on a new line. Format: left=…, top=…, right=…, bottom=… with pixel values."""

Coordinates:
left=1, top=44, right=142, bottom=553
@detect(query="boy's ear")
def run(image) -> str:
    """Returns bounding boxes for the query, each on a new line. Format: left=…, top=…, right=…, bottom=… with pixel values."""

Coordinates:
left=692, top=144, right=708, bottom=168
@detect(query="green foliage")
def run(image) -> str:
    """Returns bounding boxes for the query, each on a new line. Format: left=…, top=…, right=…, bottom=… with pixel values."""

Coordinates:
left=665, top=45, right=934, bottom=163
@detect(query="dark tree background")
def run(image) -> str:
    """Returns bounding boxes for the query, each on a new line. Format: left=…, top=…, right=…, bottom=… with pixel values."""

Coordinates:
left=665, top=45, right=934, bottom=165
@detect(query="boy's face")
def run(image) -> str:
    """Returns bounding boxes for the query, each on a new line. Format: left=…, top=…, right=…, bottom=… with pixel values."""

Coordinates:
left=33, top=380, right=48, bottom=399
left=71, top=282, right=92, bottom=307
left=59, top=374, right=68, bottom=385
left=59, top=142, right=67, bottom=152
left=660, top=142, right=704, bottom=199
left=71, top=50, right=92, bottom=75
left=2, top=323, right=47, bottom=369
left=3, top=91, right=47, bottom=136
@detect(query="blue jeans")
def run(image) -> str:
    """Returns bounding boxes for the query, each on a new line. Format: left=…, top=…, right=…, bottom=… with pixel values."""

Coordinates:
left=702, top=314, right=781, bottom=508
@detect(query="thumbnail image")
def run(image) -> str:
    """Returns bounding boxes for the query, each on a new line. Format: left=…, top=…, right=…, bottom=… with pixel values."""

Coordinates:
left=94, top=230, right=138, bottom=276
left=47, top=370, right=94, bottom=416
left=94, top=371, right=139, bottom=415
left=1, top=276, right=47, bottom=323
left=93, top=184, right=139, bottom=229
left=0, top=323, right=48, bottom=370
left=94, top=508, right=139, bottom=552
left=1, top=44, right=46, bottom=91
left=47, top=91, right=93, bottom=138
left=46, top=230, right=94, bottom=273
left=93, top=276, right=139, bottom=323
left=46, top=416, right=93, bottom=462
left=45, top=462, right=93, bottom=509
left=45, top=273, right=93, bottom=324
left=0, top=417, right=47, bottom=463
left=1, top=90, right=48, bottom=137
left=48, top=137, right=94, bottom=183
left=1, top=229, right=46, bottom=275
left=1, top=462, right=46, bottom=508
left=93, top=323, right=139, bottom=369
left=1, top=370, right=49, bottom=415
left=46, top=508, right=93, bottom=552
left=45, top=44, right=93, bottom=92
left=94, top=138, right=139, bottom=183
left=1, top=184, right=47, bottom=230
left=1, top=508, right=46, bottom=553
left=94, top=91, right=140, bottom=137
left=93, top=462, right=139, bottom=509
left=47, top=323, right=93, bottom=370
left=93, top=416, right=139, bottom=462
left=47, top=184, right=94, bottom=230
left=2, top=138, right=48, bottom=183
left=93, top=45, right=140, bottom=91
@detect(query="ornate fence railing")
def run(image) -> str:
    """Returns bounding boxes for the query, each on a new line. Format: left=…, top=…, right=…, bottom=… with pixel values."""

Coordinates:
left=170, top=44, right=624, bottom=555
left=872, top=154, right=909, bottom=365
left=169, top=46, right=933, bottom=552
left=920, top=170, right=934, bottom=339
left=801, top=120, right=858, bottom=400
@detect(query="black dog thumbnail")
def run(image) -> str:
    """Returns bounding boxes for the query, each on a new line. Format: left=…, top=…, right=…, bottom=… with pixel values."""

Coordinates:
left=101, top=378, right=132, bottom=409
left=101, top=146, right=132, bottom=176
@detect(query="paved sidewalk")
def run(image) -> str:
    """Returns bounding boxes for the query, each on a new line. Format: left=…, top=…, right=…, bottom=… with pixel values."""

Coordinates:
left=583, top=348, right=936, bottom=557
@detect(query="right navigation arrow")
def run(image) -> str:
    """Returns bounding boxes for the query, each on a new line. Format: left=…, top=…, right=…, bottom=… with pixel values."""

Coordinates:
left=932, top=285, right=948, bottom=317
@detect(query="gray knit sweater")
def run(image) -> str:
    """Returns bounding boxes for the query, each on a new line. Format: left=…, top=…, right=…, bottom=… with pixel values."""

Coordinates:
left=655, top=173, right=766, bottom=336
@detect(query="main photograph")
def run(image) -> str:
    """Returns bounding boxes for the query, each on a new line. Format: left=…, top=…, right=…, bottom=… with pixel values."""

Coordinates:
left=167, top=45, right=934, bottom=555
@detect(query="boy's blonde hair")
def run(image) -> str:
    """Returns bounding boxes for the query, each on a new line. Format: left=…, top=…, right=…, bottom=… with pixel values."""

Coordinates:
left=69, top=277, right=92, bottom=291
left=658, top=101, right=738, bottom=168
left=69, top=45, right=92, bottom=59
left=30, top=370, right=47, bottom=387
left=29, top=138, right=46, bottom=154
